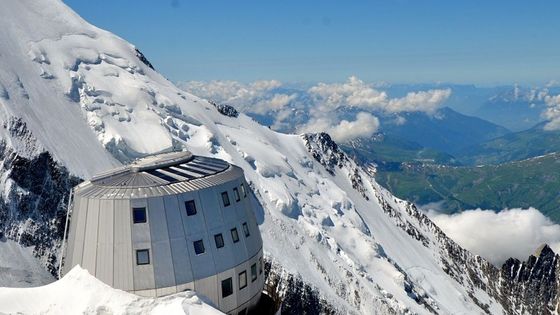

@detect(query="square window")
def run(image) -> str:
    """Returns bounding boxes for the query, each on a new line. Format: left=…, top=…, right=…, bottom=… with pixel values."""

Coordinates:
left=251, top=263, right=257, bottom=282
left=221, top=191, right=230, bottom=207
left=185, top=200, right=197, bottom=216
left=242, top=222, right=250, bottom=237
left=221, top=277, right=233, bottom=298
left=194, top=239, right=205, bottom=255
left=259, top=257, right=263, bottom=275
left=239, top=270, right=247, bottom=290
left=132, top=207, right=147, bottom=223
left=136, top=249, right=150, bottom=265
left=240, top=183, right=247, bottom=198
left=231, top=228, right=239, bottom=243
left=233, top=187, right=240, bottom=202
left=214, top=233, right=224, bottom=249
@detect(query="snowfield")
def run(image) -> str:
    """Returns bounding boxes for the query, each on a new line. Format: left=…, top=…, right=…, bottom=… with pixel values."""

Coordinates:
left=0, top=0, right=551, bottom=314
left=0, top=266, right=223, bottom=315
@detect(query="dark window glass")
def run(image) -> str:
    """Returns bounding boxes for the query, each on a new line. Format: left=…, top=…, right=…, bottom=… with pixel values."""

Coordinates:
left=239, top=270, right=247, bottom=289
left=240, top=183, right=247, bottom=198
left=251, top=263, right=257, bottom=282
left=233, top=187, right=240, bottom=202
left=231, top=228, right=239, bottom=243
left=136, top=249, right=150, bottom=265
left=221, top=191, right=230, bottom=207
left=242, top=222, right=250, bottom=237
left=185, top=200, right=197, bottom=216
left=221, top=278, right=233, bottom=298
left=259, top=257, right=263, bottom=274
left=214, top=233, right=224, bottom=249
left=132, top=207, right=147, bottom=223
left=193, top=239, right=205, bottom=255
left=239, top=309, right=247, bottom=315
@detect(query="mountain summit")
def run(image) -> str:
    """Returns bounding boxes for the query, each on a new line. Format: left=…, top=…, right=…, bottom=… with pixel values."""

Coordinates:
left=0, top=0, right=559, bottom=314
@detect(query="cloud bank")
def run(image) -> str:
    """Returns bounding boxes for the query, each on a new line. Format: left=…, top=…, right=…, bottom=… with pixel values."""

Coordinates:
left=425, top=208, right=560, bottom=266
left=180, top=76, right=451, bottom=142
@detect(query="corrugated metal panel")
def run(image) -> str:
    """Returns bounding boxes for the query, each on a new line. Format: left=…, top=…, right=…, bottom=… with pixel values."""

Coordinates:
left=193, top=275, right=219, bottom=305
left=170, top=237, right=194, bottom=285
left=81, top=198, right=100, bottom=275
left=64, top=196, right=82, bottom=274
left=131, top=199, right=155, bottom=291
left=198, top=187, right=224, bottom=230
left=187, top=233, right=216, bottom=280
left=216, top=267, right=237, bottom=312
left=148, top=197, right=176, bottom=288
left=177, top=192, right=206, bottom=237
left=95, top=199, right=114, bottom=286
left=132, top=240, right=155, bottom=291
left=113, top=199, right=133, bottom=291
left=74, top=165, right=244, bottom=200
left=163, top=195, right=194, bottom=285
left=235, top=261, right=251, bottom=309
left=208, top=225, right=237, bottom=274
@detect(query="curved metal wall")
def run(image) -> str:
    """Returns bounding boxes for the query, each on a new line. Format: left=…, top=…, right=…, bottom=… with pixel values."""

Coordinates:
left=63, top=172, right=264, bottom=315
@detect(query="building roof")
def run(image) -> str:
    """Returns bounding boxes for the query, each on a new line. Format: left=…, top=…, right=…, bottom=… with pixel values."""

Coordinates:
left=74, top=151, right=242, bottom=199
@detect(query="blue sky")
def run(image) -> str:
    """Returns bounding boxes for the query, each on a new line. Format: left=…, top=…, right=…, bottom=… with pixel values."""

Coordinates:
left=64, top=0, right=560, bottom=85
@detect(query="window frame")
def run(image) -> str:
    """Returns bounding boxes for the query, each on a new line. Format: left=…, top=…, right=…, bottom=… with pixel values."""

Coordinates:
left=231, top=228, right=240, bottom=243
left=221, top=277, right=233, bottom=298
left=240, top=183, right=247, bottom=198
left=132, top=207, right=147, bottom=224
left=233, top=187, right=241, bottom=202
left=136, top=249, right=150, bottom=265
left=221, top=191, right=231, bottom=207
left=193, top=239, right=205, bottom=255
left=214, top=233, right=225, bottom=249
left=239, top=270, right=247, bottom=290
left=251, top=263, right=257, bottom=282
left=242, top=222, right=250, bottom=237
left=185, top=200, right=197, bottom=216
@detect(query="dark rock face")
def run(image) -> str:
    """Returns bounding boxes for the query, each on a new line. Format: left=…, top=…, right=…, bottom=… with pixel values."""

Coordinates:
left=209, top=100, right=239, bottom=118
left=135, top=48, right=154, bottom=70
left=0, top=118, right=81, bottom=276
left=264, top=258, right=337, bottom=315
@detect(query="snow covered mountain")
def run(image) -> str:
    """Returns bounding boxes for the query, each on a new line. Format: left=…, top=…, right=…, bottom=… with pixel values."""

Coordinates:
left=0, top=0, right=559, bottom=314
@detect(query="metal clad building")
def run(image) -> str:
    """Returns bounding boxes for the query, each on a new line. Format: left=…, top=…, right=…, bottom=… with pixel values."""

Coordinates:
left=62, top=151, right=264, bottom=314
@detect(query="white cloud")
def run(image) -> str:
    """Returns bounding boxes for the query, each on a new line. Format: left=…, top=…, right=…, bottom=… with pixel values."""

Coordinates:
left=425, top=208, right=560, bottom=266
left=299, top=112, right=380, bottom=142
left=386, top=89, right=451, bottom=114
left=307, top=76, right=451, bottom=114
left=179, top=76, right=452, bottom=142
left=543, top=94, right=560, bottom=130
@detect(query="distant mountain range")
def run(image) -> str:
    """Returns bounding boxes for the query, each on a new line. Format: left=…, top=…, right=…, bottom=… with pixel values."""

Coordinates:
left=378, top=107, right=510, bottom=155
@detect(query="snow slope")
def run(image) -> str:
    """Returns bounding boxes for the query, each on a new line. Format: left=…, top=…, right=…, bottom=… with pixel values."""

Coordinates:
left=0, top=239, right=53, bottom=288
left=0, top=266, right=223, bottom=315
left=0, top=0, right=543, bottom=314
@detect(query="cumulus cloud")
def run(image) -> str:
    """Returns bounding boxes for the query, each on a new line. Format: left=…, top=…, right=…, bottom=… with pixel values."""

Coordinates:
left=299, top=112, right=380, bottom=142
left=179, top=76, right=452, bottom=142
left=543, top=93, right=560, bottom=130
left=425, top=208, right=560, bottom=266
left=307, top=76, right=451, bottom=114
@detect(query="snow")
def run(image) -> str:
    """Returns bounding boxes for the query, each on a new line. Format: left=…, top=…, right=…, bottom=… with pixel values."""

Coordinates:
left=0, top=239, right=54, bottom=288
left=0, top=266, right=223, bottom=315
left=0, top=0, right=505, bottom=314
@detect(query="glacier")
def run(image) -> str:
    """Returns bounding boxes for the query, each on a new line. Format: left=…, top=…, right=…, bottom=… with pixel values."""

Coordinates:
left=0, top=0, right=558, bottom=314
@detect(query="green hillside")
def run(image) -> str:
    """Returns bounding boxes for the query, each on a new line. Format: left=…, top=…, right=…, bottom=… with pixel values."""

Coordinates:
left=374, top=153, right=560, bottom=222
left=457, top=124, right=560, bottom=165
